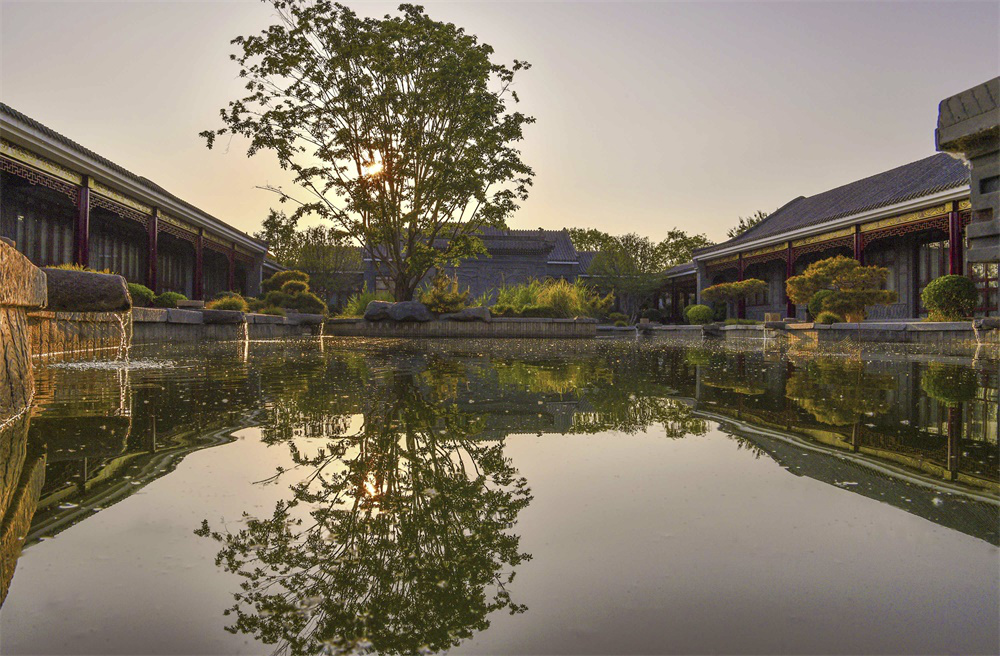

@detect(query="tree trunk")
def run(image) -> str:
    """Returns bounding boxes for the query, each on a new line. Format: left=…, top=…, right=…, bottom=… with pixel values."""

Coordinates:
left=393, top=276, right=417, bottom=302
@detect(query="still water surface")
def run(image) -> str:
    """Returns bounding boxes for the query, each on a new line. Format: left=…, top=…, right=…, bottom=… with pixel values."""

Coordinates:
left=1, top=338, right=997, bottom=655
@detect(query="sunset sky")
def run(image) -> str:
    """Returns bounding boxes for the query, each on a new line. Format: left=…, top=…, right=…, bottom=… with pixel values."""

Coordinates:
left=2, top=1, right=997, bottom=243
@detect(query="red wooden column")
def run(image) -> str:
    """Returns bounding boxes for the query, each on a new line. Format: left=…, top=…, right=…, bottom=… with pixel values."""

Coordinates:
left=853, top=225, right=864, bottom=264
left=74, top=176, right=91, bottom=266
left=737, top=253, right=746, bottom=319
left=194, top=228, right=204, bottom=300
left=147, top=208, right=159, bottom=293
left=785, top=241, right=795, bottom=318
left=948, top=209, right=964, bottom=275
left=227, top=242, right=236, bottom=292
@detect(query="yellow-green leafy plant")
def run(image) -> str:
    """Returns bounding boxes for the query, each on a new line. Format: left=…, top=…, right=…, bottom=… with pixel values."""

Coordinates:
left=786, top=255, right=896, bottom=322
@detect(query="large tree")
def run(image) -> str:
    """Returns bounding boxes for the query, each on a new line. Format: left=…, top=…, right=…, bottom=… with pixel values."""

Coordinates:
left=203, top=1, right=534, bottom=300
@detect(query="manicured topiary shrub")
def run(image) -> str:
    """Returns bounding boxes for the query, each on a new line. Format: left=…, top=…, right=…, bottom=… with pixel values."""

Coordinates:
left=262, top=269, right=309, bottom=293
left=261, top=306, right=286, bottom=316
left=786, top=255, right=896, bottom=321
left=808, top=289, right=835, bottom=319
left=684, top=304, right=714, bottom=325
left=152, top=291, right=187, bottom=308
left=207, top=296, right=249, bottom=312
left=614, top=320, right=629, bottom=327
left=127, top=283, right=155, bottom=307
left=264, top=290, right=291, bottom=308
left=247, top=298, right=267, bottom=312
left=920, top=275, right=978, bottom=322
left=815, top=311, right=843, bottom=324
left=280, top=280, right=309, bottom=294
left=289, top=291, right=327, bottom=315
left=607, top=312, right=629, bottom=324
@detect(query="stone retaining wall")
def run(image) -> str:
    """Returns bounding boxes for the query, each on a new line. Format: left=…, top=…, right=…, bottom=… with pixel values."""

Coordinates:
left=130, top=308, right=316, bottom=345
left=326, top=317, right=597, bottom=338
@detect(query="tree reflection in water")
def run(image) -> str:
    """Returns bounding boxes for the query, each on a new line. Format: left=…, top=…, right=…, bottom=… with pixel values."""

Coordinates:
left=197, top=364, right=533, bottom=656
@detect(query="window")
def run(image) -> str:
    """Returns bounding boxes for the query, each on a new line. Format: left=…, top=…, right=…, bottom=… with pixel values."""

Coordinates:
left=970, top=263, right=998, bottom=317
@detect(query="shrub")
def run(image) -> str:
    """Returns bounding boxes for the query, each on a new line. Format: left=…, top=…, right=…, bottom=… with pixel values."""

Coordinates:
left=518, top=304, right=558, bottom=318
left=261, top=306, right=286, bottom=316
left=724, top=318, right=760, bottom=326
left=701, top=279, right=767, bottom=304
left=814, top=311, right=843, bottom=324
left=152, top=291, right=187, bottom=308
left=685, top=304, right=714, bottom=325
left=127, top=283, right=155, bottom=307
left=247, top=298, right=267, bottom=312
left=808, top=289, right=835, bottom=319
left=49, top=263, right=117, bottom=275
left=289, top=291, right=328, bottom=315
left=641, top=308, right=662, bottom=322
left=786, top=255, right=896, bottom=321
left=921, top=275, right=978, bottom=322
left=281, top=280, right=309, bottom=294
left=339, top=286, right=394, bottom=317
left=264, top=290, right=292, bottom=308
left=214, top=290, right=242, bottom=300
left=419, top=274, right=470, bottom=314
left=614, top=320, right=629, bottom=327
left=607, top=312, right=629, bottom=324
left=207, top=296, right=249, bottom=312
left=262, top=270, right=308, bottom=293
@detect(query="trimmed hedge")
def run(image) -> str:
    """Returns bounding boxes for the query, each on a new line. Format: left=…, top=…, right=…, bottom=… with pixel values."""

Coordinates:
left=921, top=275, right=978, bottom=321
left=281, top=280, right=309, bottom=294
left=815, top=311, right=843, bottom=324
left=152, top=292, right=187, bottom=309
left=262, top=270, right=308, bottom=293
left=127, top=283, right=155, bottom=307
left=684, top=304, right=714, bottom=325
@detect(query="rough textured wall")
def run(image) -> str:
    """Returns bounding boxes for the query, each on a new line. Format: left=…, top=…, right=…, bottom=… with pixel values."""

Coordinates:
left=0, top=240, right=46, bottom=422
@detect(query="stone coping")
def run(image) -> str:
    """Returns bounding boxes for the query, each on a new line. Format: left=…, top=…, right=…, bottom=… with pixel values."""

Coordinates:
left=328, top=316, right=597, bottom=325
left=130, top=307, right=323, bottom=327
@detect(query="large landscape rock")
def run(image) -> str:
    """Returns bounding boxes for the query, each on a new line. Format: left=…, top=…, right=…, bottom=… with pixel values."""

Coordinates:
left=441, top=306, right=492, bottom=322
left=388, top=301, right=433, bottom=322
left=364, top=300, right=433, bottom=322
left=42, top=268, right=131, bottom=312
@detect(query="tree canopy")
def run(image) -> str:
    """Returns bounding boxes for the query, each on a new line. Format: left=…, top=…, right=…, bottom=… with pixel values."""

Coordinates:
left=785, top=255, right=897, bottom=321
left=727, top=210, right=769, bottom=240
left=204, top=1, right=534, bottom=300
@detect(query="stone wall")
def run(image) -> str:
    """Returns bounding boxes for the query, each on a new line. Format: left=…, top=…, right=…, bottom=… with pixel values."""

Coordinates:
left=326, top=317, right=597, bottom=338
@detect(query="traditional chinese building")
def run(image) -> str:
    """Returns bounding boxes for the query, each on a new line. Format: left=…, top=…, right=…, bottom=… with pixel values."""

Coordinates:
left=668, top=153, right=997, bottom=321
left=364, top=228, right=591, bottom=302
left=0, top=104, right=267, bottom=299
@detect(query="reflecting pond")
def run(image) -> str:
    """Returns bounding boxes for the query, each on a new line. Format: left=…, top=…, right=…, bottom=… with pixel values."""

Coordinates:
left=0, top=338, right=997, bottom=654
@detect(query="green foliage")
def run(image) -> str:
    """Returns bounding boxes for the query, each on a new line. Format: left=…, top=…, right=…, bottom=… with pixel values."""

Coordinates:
left=127, top=283, right=155, bottom=306
left=684, top=304, right=714, bottom=325
left=419, top=274, right=470, bottom=314
left=726, top=210, right=769, bottom=240
left=263, top=290, right=291, bottom=308
left=151, top=291, right=187, bottom=309
left=723, top=318, right=760, bottom=325
left=786, top=255, right=897, bottom=321
left=207, top=296, right=250, bottom=312
left=920, top=275, right=978, bottom=321
left=289, top=291, right=328, bottom=315
left=786, top=357, right=895, bottom=426
left=50, top=262, right=117, bottom=275
left=247, top=298, right=267, bottom=312
left=641, top=308, right=662, bottom=321
left=607, top=312, right=629, bottom=324
left=808, top=289, right=835, bottom=319
left=814, top=311, right=843, bottom=324
left=614, top=320, right=629, bottom=327
left=701, top=279, right=767, bottom=304
left=260, top=306, right=286, bottom=316
left=492, top=279, right=612, bottom=318
left=205, top=2, right=535, bottom=301
left=920, top=363, right=978, bottom=405
left=262, top=270, right=309, bottom=293
left=339, top=285, right=394, bottom=318
left=280, top=280, right=309, bottom=294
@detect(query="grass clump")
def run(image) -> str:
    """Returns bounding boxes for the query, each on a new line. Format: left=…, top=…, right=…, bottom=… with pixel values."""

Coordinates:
left=492, top=279, right=611, bottom=318
left=207, top=295, right=249, bottom=312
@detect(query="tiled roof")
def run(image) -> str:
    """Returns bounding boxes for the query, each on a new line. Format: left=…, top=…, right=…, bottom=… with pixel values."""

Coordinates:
left=475, top=227, right=578, bottom=262
left=665, top=261, right=696, bottom=277
left=577, top=251, right=598, bottom=273
left=696, top=153, right=970, bottom=256
left=0, top=102, right=265, bottom=251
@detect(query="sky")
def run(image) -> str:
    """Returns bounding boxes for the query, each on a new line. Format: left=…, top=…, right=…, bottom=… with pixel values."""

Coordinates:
left=1, top=1, right=997, bottom=243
